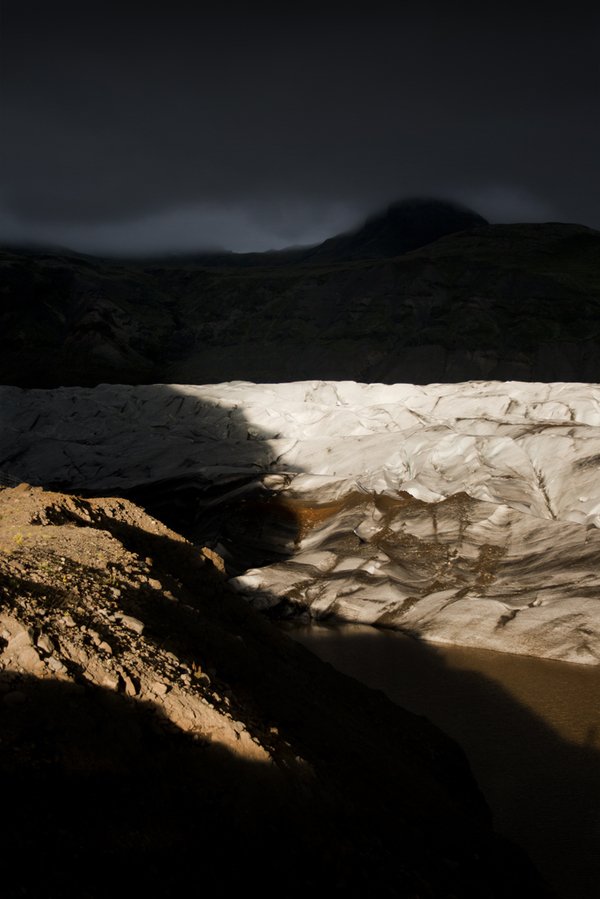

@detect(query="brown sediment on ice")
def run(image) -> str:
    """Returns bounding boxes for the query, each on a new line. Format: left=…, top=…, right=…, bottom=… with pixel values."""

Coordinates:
left=231, top=486, right=600, bottom=664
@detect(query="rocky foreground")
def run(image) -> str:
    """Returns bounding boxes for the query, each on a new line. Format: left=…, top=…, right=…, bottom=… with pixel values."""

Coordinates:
left=0, top=484, right=551, bottom=898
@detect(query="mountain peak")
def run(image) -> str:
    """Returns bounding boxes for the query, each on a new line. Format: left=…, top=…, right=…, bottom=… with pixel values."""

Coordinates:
left=307, top=196, right=488, bottom=262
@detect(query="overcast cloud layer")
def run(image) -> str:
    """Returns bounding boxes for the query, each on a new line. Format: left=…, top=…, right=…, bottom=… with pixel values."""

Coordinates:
left=1, top=2, right=599, bottom=254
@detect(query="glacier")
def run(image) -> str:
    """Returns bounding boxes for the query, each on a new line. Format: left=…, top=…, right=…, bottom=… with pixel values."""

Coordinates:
left=2, top=379, right=600, bottom=664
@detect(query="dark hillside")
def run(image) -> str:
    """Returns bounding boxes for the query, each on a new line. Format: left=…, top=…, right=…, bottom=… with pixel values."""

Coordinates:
left=2, top=207, right=600, bottom=387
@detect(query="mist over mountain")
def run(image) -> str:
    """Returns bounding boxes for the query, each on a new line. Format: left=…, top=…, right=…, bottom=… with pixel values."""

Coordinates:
left=300, top=198, right=488, bottom=264
left=2, top=198, right=600, bottom=388
left=122, top=197, right=488, bottom=268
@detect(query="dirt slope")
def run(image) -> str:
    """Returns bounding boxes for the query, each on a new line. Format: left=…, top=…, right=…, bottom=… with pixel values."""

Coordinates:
left=0, top=484, right=553, bottom=897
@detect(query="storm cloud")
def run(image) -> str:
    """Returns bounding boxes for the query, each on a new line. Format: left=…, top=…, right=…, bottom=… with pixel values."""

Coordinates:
left=1, top=1, right=599, bottom=253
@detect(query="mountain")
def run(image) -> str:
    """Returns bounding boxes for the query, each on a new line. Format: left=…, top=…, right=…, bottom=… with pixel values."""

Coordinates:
left=131, top=197, right=487, bottom=269
left=2, top=201, right=600, bottom=387
left=300, top=197, right=488, bottom=263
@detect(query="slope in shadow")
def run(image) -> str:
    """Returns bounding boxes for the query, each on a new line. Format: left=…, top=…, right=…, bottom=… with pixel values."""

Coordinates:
left=0, top=476, right=555, bottom=898
left=288, top=623, right=600, bottom=899
left=1, top=674, right=302, bottom=898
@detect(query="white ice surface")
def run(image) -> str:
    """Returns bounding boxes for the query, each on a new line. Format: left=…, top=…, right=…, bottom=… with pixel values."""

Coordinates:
left=2, top=379, right=600, bottom=663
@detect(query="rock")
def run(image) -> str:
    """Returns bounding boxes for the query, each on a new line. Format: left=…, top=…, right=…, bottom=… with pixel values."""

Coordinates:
left=70, top=646, right=89, bottom=667
left=17, top=645, right=43, bottom=670
left=46, top=657, right=68, bottom=675
left=98, top=641, right=113, bottom=654
left=63, top=612, right=76, bottom=627
left=36, top=633, right=55, bottom=653
left=153, top=681, right=168, bottom=696
left=101, top=672, right=120, bottom=691
left=0, top=620, right=45, bottom=672
left=121, top=673, right=138, bottom=696
left=117, top=614, right=144, bottom=635
left=7, top=623, right=35, bottom=650
left=201, top=546, right=227, bottom=574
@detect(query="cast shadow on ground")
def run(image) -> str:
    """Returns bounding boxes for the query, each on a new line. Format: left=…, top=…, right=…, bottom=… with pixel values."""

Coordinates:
left=0, top=670, right=351, bottom=899
left=0, top=533, right=552, bottom=899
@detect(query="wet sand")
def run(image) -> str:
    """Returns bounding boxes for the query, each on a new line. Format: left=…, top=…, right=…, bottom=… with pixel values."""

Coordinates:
left=283, top=622, right=600, bottom=899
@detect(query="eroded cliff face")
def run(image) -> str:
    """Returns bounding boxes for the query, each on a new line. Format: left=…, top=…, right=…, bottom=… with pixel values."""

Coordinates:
left=0, top=484, right=551, bottom=898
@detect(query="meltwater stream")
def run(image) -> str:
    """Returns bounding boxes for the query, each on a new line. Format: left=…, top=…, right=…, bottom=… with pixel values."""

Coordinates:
left=283, top=623, right=600, bottom=899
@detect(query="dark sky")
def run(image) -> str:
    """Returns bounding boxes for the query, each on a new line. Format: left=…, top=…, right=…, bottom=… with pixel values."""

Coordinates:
left=1, top=1, right=599, bottom=254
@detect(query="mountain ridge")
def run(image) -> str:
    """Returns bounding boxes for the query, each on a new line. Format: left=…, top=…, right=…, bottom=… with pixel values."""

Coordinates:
left=2, top=203, right=600, bottom=388
left=1, top=197, right=487, bottom=267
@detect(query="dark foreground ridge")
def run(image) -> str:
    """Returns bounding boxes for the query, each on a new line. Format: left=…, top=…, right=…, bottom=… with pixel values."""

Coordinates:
left=0, top=484, right=553, bottom=898
left=2, top=199, right=600, bottom=387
